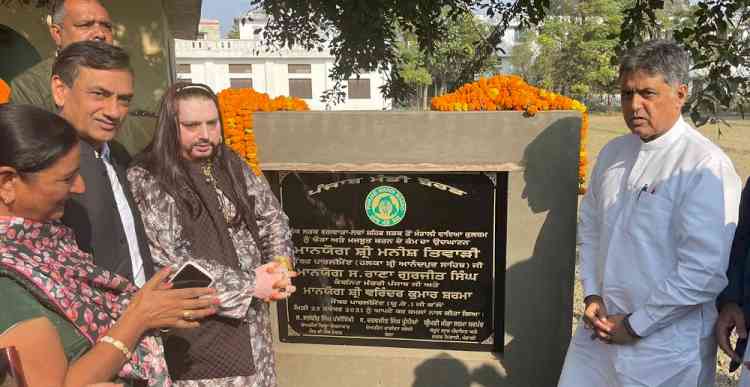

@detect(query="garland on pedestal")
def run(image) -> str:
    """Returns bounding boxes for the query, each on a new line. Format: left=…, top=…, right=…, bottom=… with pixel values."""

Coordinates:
left=217, top=88, right=309, bottom=175
left=431, top=75, right=588, bottom=194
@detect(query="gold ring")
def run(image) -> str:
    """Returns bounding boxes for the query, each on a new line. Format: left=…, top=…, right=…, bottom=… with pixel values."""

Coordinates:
left=183, top=311, right=193, bottom=320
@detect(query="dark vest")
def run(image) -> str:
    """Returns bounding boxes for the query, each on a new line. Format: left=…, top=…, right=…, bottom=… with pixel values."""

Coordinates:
left=162, top=154, right=257, bottom=380
left=62, top=140, right=155, bottom=282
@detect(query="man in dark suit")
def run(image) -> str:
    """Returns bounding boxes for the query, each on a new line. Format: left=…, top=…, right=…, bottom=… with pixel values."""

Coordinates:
left=718, top=179, right=750, bottom=382
left=50, top=40, right=154, bottom=285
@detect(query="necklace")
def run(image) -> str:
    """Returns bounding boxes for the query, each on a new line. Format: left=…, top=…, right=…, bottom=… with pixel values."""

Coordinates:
left=200, top=160, right=233, bottom=223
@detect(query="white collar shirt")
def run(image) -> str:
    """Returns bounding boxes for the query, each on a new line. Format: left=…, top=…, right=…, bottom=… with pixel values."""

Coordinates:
left=97, top=143, right=146, bottom=287
left=578, top=116, right=741, bottom=384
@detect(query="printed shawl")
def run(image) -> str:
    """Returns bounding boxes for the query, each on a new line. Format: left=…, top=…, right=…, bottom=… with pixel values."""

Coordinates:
left=0, top=216, right=171, bottom=386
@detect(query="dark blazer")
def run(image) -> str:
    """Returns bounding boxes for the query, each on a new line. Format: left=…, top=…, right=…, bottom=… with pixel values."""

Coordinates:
left=720, top=177, right=750, bottom=320
left=62, top=140, right=155, bottom=282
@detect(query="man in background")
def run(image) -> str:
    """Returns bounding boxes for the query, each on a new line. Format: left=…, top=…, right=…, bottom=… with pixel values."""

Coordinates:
left=10, top=0, right=154, bottom=155
left=11, top=0, right=112, bottom=111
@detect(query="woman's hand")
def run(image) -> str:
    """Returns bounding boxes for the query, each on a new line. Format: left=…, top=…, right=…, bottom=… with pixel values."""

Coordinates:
left=123, top=267, right=219, bottom=332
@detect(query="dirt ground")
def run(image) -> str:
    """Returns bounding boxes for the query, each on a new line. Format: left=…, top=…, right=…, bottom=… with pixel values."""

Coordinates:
left=573, top=114, right=750, bottom=386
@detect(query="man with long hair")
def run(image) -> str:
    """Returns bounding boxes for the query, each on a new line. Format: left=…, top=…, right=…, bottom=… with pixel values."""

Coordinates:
left=127, top=82, right=295, bottom=386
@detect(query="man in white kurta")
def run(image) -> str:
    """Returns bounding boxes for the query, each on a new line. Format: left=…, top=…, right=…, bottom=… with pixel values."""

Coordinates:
left=558, top=40, right=742, bottom=387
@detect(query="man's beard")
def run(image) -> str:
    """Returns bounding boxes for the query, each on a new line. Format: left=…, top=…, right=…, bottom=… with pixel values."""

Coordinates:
left=189, top=140, right=219, bottom=159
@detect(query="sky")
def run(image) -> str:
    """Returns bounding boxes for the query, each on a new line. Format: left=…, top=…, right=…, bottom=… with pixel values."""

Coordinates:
left=200, top=0, right=252, bottom=37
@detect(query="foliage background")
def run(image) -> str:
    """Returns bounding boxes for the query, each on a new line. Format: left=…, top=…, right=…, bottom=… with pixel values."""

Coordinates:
left=249, top=0, right=748, bottom=125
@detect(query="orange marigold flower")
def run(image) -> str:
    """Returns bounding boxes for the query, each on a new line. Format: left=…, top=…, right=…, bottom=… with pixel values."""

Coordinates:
left=218, top=88, right=309, bottom=175
left=0, top=79, right=9, bottom=104
left=430, top=74, right=589, bottom=193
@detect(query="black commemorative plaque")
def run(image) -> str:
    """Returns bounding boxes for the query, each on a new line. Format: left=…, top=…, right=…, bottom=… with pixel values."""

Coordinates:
left=275, top=172, right=506, bottom=352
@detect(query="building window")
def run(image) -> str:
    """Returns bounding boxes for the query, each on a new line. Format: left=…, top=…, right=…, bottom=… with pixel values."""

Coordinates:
left=289, top=79, right=312, bottom=99
left=513, top=28, right=522, bottom=42
left=177, top=64, right=191, bottom=73
left=228, top=64, right=253, bottom=74
left=288, top=64, right=311, bottom=74
left=197, top=32, right=207, bottom=40
left=347, top=79, right=371, bottom=99
left=230, top=78, right=253, bottom=89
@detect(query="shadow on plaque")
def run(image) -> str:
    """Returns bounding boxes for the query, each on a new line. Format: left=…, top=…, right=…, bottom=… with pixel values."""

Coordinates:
left=413, top=116, right=580, bottom=387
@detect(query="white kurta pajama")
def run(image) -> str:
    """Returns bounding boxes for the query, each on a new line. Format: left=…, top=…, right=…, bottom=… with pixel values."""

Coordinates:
left=558, top=117, right=741, bottom=387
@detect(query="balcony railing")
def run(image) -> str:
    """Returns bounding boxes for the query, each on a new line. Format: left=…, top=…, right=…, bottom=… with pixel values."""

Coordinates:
left=175, top=39, right=334, bottom=59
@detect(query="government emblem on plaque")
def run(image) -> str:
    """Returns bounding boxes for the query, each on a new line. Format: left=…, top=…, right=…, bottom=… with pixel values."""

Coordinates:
left=365, top=186, right=407, bottom=227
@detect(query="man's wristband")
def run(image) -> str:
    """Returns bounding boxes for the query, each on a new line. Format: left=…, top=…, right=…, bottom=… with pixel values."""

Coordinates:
left=623, top=313, right=642, bottom=339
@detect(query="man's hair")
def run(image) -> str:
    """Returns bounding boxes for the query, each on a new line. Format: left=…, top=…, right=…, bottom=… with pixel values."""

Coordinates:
left=619, top=40, right=690, bottom=86
left=134, top=82, right=256, bottom=229
left=51, top=0, right=66, bottom=25
left=52, top=40, right=132, bottom=87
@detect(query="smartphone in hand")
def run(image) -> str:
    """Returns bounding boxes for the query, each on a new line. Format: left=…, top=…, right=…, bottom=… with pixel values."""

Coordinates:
left=730, top=337, right=748, bottom=372
left=0, top=347, right=28, bottom=387
left=169, top=262, right=214, bottom=289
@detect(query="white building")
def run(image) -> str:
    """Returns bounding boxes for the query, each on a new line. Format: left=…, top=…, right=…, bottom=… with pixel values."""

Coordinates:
left=496, top=20, right=523, bottom=74
left=473, top=14, right=523, bottom=74
left=174, top=10, right=391, bottom=110
left=196, top=19, right=220, bottom=41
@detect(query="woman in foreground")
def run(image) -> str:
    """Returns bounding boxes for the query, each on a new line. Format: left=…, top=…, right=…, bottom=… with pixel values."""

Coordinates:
left=0, top=104, right=218, bottom=387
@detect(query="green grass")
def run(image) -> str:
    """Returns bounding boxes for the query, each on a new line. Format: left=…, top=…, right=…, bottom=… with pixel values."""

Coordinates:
left=587, top=114, right=750, bottom=181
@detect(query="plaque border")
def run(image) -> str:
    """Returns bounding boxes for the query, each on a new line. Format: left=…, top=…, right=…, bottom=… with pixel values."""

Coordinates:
left=269, top=171, right=507, bottom=353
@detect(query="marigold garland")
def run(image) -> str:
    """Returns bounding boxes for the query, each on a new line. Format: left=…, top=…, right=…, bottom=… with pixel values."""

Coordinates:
left=0, top=79, right=10, bottom=104
left=431, top=75, right=589, bottom=194
left=217, top=88, right=309, bottom=175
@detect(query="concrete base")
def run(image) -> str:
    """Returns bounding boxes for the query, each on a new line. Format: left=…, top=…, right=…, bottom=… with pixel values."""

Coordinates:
left=255, top=111, right=581, bottom=387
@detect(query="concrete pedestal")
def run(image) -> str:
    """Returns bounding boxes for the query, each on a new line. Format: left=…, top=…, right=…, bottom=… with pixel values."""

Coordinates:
left=255, top=111, right=581, bottom=387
